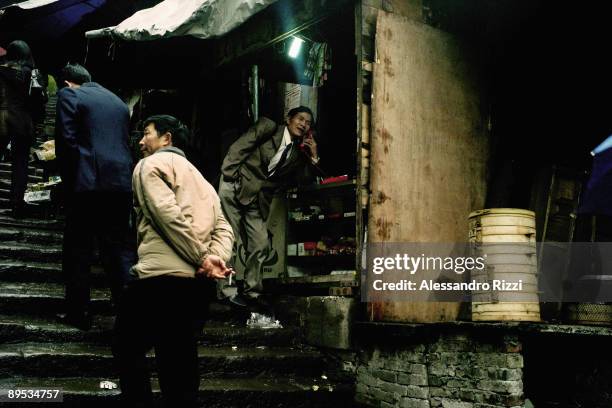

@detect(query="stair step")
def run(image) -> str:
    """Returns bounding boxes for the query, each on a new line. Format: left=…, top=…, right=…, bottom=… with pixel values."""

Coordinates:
left=199, top=322, right=300, bottom=348
left=0, top=376, right=352, bottom=407
left=0, top=241, right=62, bottom=263
left=0, top=282, right=112, bottom=316
left=0, top=261, right=108, bottom=286
left=0, top=163, right=43, bottom=177
left=0, top=314, right=114, bottom=344
left=0, top=173, right=44, bottom=184
left=0, top=283, right=264, bottom=320
left=0, top=174, right=44, bottom=184
left=0, top=315, right=299, bottom=348
left=0, top=343, right=325, bottom=379
left=0, top=176, right=36, bottom=190
left=0, top=227, right=63, bottom=245
left=0, top=214, right=64, bottom=231
left=0, top=260, right=63, bottom=284
left=0, top=188, right=8, bottom=199
left=0, top=342, right=115, bottom=378
left=0, top=202, right=51, bottom=216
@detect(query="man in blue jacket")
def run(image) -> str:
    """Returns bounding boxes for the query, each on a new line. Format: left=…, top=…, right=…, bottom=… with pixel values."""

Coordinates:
left=55, top=63, right=135, bottom=330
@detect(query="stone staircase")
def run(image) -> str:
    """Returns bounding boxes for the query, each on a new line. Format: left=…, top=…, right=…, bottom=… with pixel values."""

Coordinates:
left=0, top=162, right=45, bottom=214
left=0, top=161, right=353, bottom=407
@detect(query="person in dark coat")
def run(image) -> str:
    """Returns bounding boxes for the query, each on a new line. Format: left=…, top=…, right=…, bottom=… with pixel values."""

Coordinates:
left=0, top=40, right=46, bottom=217
left=55, top=63, right=136, bottom=330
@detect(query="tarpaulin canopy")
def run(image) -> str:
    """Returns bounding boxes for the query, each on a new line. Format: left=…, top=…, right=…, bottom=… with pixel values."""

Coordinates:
left=0, top=0, right=58, bottom=10
left=85, top=0, right=277, bottom=41
left=0, top=0, right=111, bottom=40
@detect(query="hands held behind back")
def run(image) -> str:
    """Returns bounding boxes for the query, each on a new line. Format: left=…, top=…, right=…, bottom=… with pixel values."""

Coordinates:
left=196, top=255, right=233, bottom=280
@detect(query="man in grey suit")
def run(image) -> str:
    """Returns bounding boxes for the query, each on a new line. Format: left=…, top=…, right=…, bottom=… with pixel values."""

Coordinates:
left=219, top=106, right=320, bottom=306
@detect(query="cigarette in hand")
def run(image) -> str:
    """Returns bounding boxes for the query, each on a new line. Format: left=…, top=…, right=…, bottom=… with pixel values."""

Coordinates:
left=226, top=265, right=235, bottom=285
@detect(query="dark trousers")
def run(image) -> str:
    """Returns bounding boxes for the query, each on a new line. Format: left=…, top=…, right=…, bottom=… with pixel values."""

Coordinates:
left=62, top=192, right=136, bottom=314
left=8, top=115, right=32, bottom=209
left=113, top=276, right=206, bottom=408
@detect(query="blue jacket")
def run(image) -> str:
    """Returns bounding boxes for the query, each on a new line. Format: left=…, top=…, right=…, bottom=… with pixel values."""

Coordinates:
left=56, top=82, right=133, bottom=193
left=580, top=147, right=612, bottom=217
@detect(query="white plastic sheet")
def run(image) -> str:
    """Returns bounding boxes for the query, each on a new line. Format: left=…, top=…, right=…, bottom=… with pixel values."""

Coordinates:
left=0, top=0, right=58, bottom=10
left=85, top=0, right=277, bottom=41
left=246, top=312, right=282, bottom=329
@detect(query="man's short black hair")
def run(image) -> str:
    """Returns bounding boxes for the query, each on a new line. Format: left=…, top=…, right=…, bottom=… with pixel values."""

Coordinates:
left=62, top=63, right=91, bottom=85
left=143, top=115, right=189, bottom=151
left=287, top=106, right=315, bottom=125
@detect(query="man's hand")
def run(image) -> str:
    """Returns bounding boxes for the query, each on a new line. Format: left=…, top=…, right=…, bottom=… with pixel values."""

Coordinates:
left=196, top=255, right=232, bottom=280
left=302, top=132, right=318, bottom=160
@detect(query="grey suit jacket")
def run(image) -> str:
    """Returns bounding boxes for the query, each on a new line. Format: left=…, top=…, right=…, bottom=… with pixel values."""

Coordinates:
left=221, top=117, right=316, bottom=219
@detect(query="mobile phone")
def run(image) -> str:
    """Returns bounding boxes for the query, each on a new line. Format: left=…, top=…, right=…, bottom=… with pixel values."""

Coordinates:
left=300, top=130, right=313, bottom=152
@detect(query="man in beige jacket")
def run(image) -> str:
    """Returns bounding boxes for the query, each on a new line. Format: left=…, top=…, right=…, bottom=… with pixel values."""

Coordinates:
left=113, top=115, right=234, bottom=408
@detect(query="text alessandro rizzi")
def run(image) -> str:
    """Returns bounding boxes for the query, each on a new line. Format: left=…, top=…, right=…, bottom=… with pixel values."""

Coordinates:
left=370, top=254, right=523, bottom=292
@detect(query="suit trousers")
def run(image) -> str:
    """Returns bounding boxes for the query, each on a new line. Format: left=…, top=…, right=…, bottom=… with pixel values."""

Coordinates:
left=217, top=179, right=269, bottom=299
left=62, top=191, right=136, bottom=314
left=113, top=276, right=204, bottom=408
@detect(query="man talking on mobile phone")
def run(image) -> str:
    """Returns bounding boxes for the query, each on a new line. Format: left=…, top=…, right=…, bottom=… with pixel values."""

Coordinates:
left=218, top=106, right=321, bottom=312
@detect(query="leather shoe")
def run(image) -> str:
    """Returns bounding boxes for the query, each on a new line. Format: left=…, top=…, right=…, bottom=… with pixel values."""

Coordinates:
left=228, top=294, right=248, bottom=308
left=248, top=296, right=275, bottom=317
left=11, top=205, right=26, bottom=219
left=56, top=312, right=92, bottom=331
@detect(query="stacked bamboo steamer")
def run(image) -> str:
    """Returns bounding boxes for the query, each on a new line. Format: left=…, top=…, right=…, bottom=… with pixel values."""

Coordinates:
left=468, top=209, right=541, bottom=322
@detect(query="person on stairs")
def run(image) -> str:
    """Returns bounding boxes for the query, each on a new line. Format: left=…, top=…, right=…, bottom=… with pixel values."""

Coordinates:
left=218, top=106, right=320, bottom=312
left=113, top=115, right=234, bottom=408
left=55, top=63, right=136, bottom=330
left=0, top=40, right=47, bottom=217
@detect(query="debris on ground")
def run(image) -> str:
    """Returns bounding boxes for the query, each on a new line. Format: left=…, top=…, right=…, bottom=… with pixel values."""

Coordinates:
left=246, top=312, right=283, bottom=329
left=99, top=380, right=117, bottom=390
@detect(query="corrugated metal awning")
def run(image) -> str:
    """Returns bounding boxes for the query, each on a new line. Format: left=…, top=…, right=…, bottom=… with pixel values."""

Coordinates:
left=85, top=0, right=277, bottom=41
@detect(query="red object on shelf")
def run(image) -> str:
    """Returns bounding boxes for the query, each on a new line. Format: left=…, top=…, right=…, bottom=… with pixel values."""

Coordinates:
left=303, top=242, right=317, bottom=250
left=320, top=175, right=349, bottom=184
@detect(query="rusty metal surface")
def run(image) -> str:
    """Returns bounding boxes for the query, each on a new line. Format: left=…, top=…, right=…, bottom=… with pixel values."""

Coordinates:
left=367, top=11, right=488, bottom=322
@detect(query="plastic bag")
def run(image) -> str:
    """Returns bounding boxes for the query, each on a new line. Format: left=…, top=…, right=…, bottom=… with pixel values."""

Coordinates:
left=246, top=312, right=283, bottom=329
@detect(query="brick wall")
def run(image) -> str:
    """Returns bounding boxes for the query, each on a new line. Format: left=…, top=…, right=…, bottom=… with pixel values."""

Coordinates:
left=355, top=333, right=524, bottom=408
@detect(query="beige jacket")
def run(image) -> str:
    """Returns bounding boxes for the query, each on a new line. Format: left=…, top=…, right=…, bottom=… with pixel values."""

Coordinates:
left=132, top=147, right=234, bottom=279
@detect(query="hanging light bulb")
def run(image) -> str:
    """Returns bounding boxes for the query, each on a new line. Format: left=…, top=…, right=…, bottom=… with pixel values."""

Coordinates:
left=287, top=36, right=304, bottom=59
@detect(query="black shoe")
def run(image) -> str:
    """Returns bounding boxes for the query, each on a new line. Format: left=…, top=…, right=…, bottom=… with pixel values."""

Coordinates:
left=56, top=312, right=92, bottom=331
left=228, top=294, right=248, bottom=308
left=11, top=205, right=26, bottom=219
left=248, top=296, right=275, bottom=317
